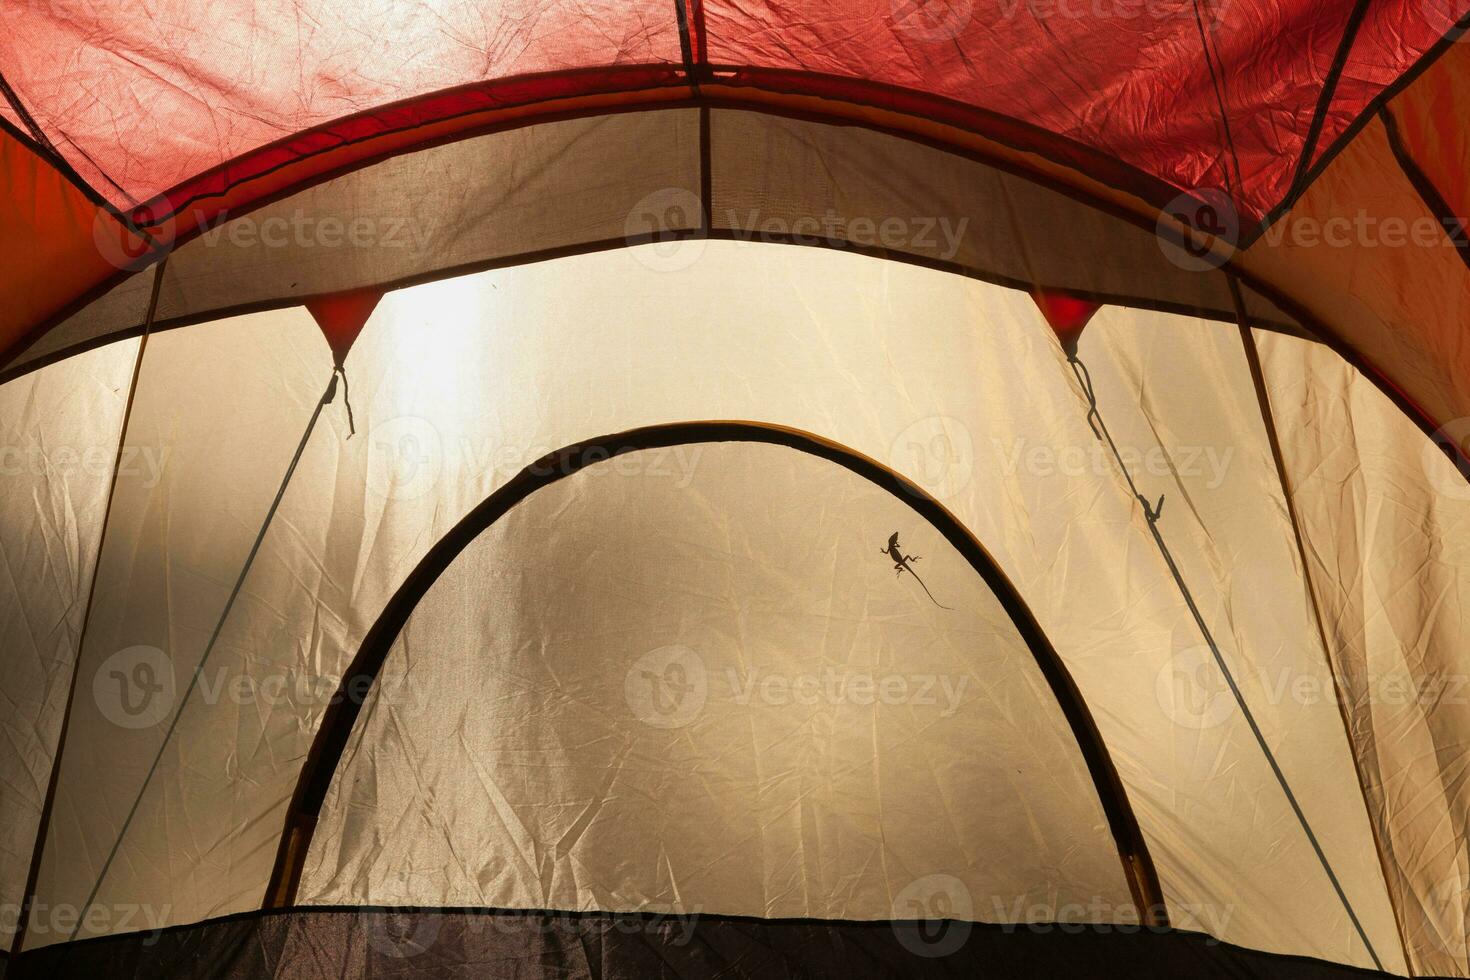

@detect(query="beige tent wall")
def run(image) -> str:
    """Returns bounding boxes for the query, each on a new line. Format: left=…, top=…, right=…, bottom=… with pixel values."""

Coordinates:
left=26, top=312, right=331, bottom=950
left=12, top=242, right=1431, bottom=972
left=11, top=111, right=704, bottom=375
left=11, top=106, right=1295, bottom=383
left=298, top=442, right=1135, bottom=920
left=1073, top=310, right=1404, bottom=971
left=0, top=340, right=138, bottom=949
left=1255, top=328, right=1470, bottom=978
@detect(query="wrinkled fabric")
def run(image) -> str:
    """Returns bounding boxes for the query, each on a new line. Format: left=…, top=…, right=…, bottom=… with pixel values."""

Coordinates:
left=1, top=0, right=1459, bottom=218
left=0, top=339, right=138, bottom=949
left=299, top=442, right=1133, bottom=920
left=1256, top=329, right=1470, bottom=977
left=15, top=244, right=1416, bottom=972
left=0, top=0, right=681, bottom=206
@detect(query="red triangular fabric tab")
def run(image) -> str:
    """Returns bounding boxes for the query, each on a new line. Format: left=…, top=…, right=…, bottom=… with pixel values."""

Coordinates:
left=1030, top=291, right=1102, bottom=355
left=305, top=289, right=383, bottom=365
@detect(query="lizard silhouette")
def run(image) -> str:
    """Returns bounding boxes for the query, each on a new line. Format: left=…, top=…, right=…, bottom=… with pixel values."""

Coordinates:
left=881, top=532, right=952, bottom=609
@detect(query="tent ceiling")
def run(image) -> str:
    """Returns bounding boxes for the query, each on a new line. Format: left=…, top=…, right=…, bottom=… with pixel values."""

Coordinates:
left=3, top=2, right=1470, bottom=459
left=2, top=0, right=1461, bottom=218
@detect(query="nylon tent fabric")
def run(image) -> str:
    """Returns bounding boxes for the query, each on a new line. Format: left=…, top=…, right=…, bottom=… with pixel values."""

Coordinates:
left=5, top=105, right=1317, bottom=381
left=0, top=244, right=1431, bottom=973
left=296, top=441, right=1137, bottom=920
left=0, top=0, right=684, bottom=205
left=2, top=0, right=1470, bottom=449
left=1254, top=328, right=1470, bottom=978
left=0, top=0, right=1459, bottom=216
left=0, top=340, right=138, bottom=952
left=6, top=2, right=1470, bottom=978
left=2, top=240, right=1470, bottom=975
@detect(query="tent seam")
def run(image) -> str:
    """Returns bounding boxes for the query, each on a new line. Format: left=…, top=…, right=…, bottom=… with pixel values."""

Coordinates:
left=1229, top=273, right=1417, bottom=976
left=7, top=256, right=167, bottom=958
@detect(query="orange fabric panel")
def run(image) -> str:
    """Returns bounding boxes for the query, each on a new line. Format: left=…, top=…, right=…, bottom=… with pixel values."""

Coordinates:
left=0, top=128, right=142, bottom=359
left=1239, top=116, right=1470, bottom=436
left=1389, top=42, right=1470, bottom=226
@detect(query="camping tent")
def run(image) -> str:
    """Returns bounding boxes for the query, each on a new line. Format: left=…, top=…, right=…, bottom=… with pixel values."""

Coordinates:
left=3, top=1, right=1470, bottom=976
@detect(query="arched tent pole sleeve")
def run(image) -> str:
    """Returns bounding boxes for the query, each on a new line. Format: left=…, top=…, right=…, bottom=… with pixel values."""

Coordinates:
left=264, top=420, right=1169, bottom=928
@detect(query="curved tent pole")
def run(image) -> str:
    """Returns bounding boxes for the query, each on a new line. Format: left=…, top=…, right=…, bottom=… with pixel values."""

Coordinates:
left=263, top=420, right=1170, bottom=928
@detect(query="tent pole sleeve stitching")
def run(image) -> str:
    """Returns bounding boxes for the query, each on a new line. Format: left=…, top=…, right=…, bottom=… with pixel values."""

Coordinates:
left=674, top=0, right=695, bottom=78
left=1287, top=0, right=1374, bottom=204
left=66, top=366, right=340, bottom=942
left=1066, top=350, right=1384, bottom=970
left=6, top=257, right=168, bottom=959
left=699, top=107, right=712, bottom=231
left=263, top=420, right=1169, bottom=928
left=1228, top=274, right=1417, bottom=975
left=1379, top=106, right=1470, bottom=276
left=0, top=70, right=132, bottom=206
left=1190, top=0, right=1245, bottom=202
left=1248, top=10, right=1470, bottom=247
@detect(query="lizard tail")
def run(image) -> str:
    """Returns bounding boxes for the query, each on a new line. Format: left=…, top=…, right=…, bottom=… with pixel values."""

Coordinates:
left=905, top=568, right=953, bottom=610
